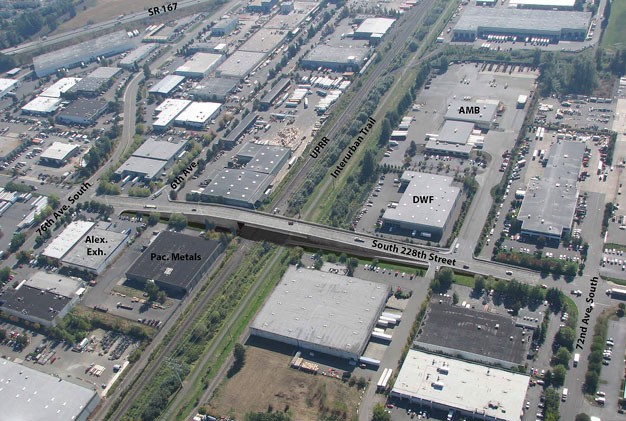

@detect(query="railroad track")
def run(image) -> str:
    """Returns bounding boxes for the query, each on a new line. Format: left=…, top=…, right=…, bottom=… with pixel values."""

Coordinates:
left=103, top=241, right=252, bottom=420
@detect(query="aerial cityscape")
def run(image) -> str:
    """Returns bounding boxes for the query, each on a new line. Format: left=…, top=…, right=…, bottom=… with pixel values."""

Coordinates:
left=0, top=0, right=624, bottom=420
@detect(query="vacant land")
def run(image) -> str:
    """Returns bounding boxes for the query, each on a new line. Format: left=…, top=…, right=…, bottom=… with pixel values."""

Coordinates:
left=51, top=0, right=156, bottom=34
left=207, top=345, right=361, bottom=420
left=601, top=0, right=626, bottom=49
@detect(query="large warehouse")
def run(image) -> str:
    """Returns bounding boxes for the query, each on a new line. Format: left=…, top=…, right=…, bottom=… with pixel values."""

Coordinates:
left=414, top=300, right=529, bottom=367
left=391, top=350, right=528, bottom=421
left=519, top=141, right=585, bottom=242
left=173, top=101, right=222, bottom=129
left=444, top=101, right=498, bottom=130
left=425, top=120, right=484, bottom=158
left=200, top=168, right=273, bottom=208
left=353, top=17, right=396, bottom=40
left=56, top=99, right=109, bottom=126
left=301, top=45, right=370, bottom=72
left=61, top=222, right=130, bottom=274
left=175, top=52, right=224, bottom=79
left=190, top=77, right=238, bottom=102
left=509, top=0, right=576, bottom=10
left=250, top=267, right=390, bottom=361
left=453, top=8, right=591, bottom=42
left=216, top=50, right=267, bottom=79
left=33, top=31, right=136, bottom=77
left=116, top=136, right=188, bottom=180
left=0, top=77, right=18, bottom=98
left=125, top=231, right=223, bottom=297
left=153, top=98, right=192, bottom=131
left=382, top=171, right=461, bottom=241
left=235, top=142, right=291, bottom=174
left=0, top=359, right=100, bottom=420
left=149, top=75, right=186, bottom=97
left=42, top=221, right=95, bottom=259
left=39, top=141, right=80, bottom=166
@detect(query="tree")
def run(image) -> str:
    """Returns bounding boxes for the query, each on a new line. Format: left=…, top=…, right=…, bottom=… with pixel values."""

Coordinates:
left=618, top=303, right=625, bottom=318
left=0, top=267, right=11, bottom=283
left=358, top=150, right=376, bottom=184
left=584, top=371, right=599, bottom=393
left=372, top=403, right=391, bottom=421
left=545, top=288, right=563, bottom=312
left=228, top=343, right=246, bottom=377
left=148, top=211, right=160, bottom=226
left=552, top=347, right=571, bottom=367
left=432, top=267, right=454, bottom=293
left=168, top=213, right=187, bottom=231
left=575, top=414, right=591, bottom=421
left=536, top=236, right=546, bottom=249
left=473, top=275, right=485, bottom=297
left=555, top=327, right=576, bottom=351
left=551, top=364, right=567, bottom=387
left=143, top=63, right=151, bottom=79
left=144, top=281, right=159, bottom=302
left=347, top=257, right=359, bottom=276
left=9, top=232, right=26, bottom=252
left=452, top=292, right=459, bottom=305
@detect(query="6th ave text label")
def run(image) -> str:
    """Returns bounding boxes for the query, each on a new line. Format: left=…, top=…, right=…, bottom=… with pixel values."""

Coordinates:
left=148, top=2, right=177, bottom=15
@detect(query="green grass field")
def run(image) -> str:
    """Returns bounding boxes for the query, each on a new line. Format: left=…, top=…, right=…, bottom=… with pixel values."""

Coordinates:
left=601, top=0, right=626, bottom=48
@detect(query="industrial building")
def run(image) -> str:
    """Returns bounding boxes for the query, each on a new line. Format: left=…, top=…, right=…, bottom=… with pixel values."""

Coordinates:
left=42, top=221, right=95, bottom=259
left=200, top=168, right=272, bottom=208
left=260, top=78, right=291, bottom=110
left=425, top=120, right=484, bottom=158
left=190, top=77, right=238, bottom=102
left=382, top=171, right=461, bottom=241
left=39, top=141, right=80, bottom=167
left=519, top=141, right=585, bottom=242
left=239, top=28, right=287, bottom=54
left=235, top=142, right=291, bottom=174
left=0, top=133, right=22, bottom=160
left=0, top=273, right=83, bottom=327
left=188, top=41, right=227, bottom=54
left=143, top=24, right=176, bottom=43
left=119, top=43, right=159, bottom=69
left=250, top=267, right=390, bottom=361
left=67, top=67, right=121, bottom=96
left=391, top=350, right=528, bottom=421
left=353, top=17, right=396, bottom=41
left=0, top=77, right=17, bottom=98
left=414, top=300, right=529, bottom=367
left=153, top=98, right=191, bottom=131
left=33, top=31, right=135, bottom=77
left=40, top=77, right=81, bottom=98
left=509, top=0, right=576, bottom=10
left=222, top=113, right=258, bottom=148
left=247, top=0, right=277, bottom=13
left=452, top=8, right=591, bottom=42
left=175, top=52, right=224, bottom=78
left=444, top=101, right=499, bottom=130
left=0, top=359, right=100, bottom=420
left=116, top=136, right=188, bottom=180
left=174, top=101, right=222, bottom=129
left=125, top=231, right=223, bottom=297
left=216, top=50, right=267, bottom=79
left=21, top=96, right=62, bottom=116
left=56, top=99, right=109, bottom=126
left=301, top=45, right=370, bottom=72
left=149, top=75, right=186, bottom=96
left=61, top=222, right=130, bottom=274
left=211, top=17, right=238, bottom=36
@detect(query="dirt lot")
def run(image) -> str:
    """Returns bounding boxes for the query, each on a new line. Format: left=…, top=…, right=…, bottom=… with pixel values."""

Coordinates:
left=207, top=345, right=362, bottom=420
left=52, top=0, right=156, bottom=34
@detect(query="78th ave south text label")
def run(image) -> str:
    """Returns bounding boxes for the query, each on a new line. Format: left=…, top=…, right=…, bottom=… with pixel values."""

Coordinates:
left=148, top=2, right=177, bottom=15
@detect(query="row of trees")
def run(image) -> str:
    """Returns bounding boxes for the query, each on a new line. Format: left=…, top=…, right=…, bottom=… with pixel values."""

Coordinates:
left=583, top=312, right=609, bottom=393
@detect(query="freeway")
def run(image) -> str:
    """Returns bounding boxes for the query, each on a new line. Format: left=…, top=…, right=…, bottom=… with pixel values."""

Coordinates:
left=1, top=0, right=214, bottom=56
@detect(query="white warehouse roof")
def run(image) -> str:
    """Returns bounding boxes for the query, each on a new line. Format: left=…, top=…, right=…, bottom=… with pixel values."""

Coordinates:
left=392, top=350, right=529, bottom=421
left=21, top=96, right=62, bottom=114
left=40, top=141, right=79, bottom=161
left=40, top=77, right=82, bottom=98
left=174, top=101, right=221, bottom=126
left=355, top=17, right=396, bottom=36
left=175, top=52, right=223, bottom=77
left=42, top=221, right=95, bottom=260
left=509, top=0, right=575, bottom=7
left=153, top=98, right=191, bottom=129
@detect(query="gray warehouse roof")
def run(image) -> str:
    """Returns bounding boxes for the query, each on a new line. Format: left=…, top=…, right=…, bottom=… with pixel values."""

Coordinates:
left=202, top=168, right=272, bottom=205
left=190, top=77, right=238, bottom=101
left=392, top=350, right=528, bottom=421
left=250, top=267, right=389, bottom=357
left=61, top=227, right=129, bottom=271
left=520, top=141, right=585, bottom=237
left=303, top=45, right=370, bottom=66
left=33, top=31, right=135, bottom=77
left=354, top=17, right=396, bottom=36
left=236, top=142, right=291, bottom=174
left=0, top=284, right=72, bottom=323
left=0, top=359, right=98, bottom=421
left=149, top=75, right=186, bottom=95
left=57, top=98, right=108, bottom=120
left=119, top=44, right=158, bottom=67
left=444, top=101, right=498, bottom=127
left=116, top=156, right=167, bottom=179
left=217, top=50, right=267, bottom=79
left=383, top=171, right=460, bottom=229
left=438, top=120, right=475, bottom=144
left=132, top=136, right=188, bottom=161
left=454, top=8, right=591, bottom=34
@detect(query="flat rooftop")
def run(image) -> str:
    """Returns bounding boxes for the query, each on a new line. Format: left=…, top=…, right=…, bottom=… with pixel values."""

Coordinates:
left=132, top=136, right=188, bottom=161
left=0, top=284, right=72, bottom=323
left=61, top=227, right=129, bottom=271
left=203, top=168, right=272, bottom=205
left=120, top=43, right=158, bottom=66
left=355, top=17, right=395, bottom=35
left=0, top=133, right=21, bottom=158
left=126, top=231, right=221, bottom=290
left=0, top=78, right=17, bottom=92
left=149, top=75, right=185, bottom=95
left=438, top=120, right=474, bottom=144
left=40, top=141, right=79, bottom=161
left=42, top=221, right=95, bottom=259
left=236, top=142, right=291, bottom=174
left=415, top=301, right=527, bottom=365
left=509, top=0, right=576, bottom=7
left=454, top=8, right=591, bottom=33
left=190, top=77, right=237, bottom=100
left=116, top=156, right=167, bottom=179
left=40, top=77, right=81, bottom=98
left=22, top=96, right=61, bottom=114
left=392, top=350, right=528, bottom=421
left=303, top=45, right=370, bottom=66
left=175, top=52, right=223, bottom=76
left=153, top=98, right=191, bottom=128
left=239, top=28, right=287, bottom=53
left=174, top=101, right=221, bottom=125
left=520, top=141, right=585, bottom=237
left=250, top=266, right=389, bottom=357
left=383, top=171, right=460, bottom=229
left=25, top=271, right=83, bottom=298
left=217, top=51, right=266, bottom=79
left=0, top=359, right=98, bottom=421
left=57, top=99, right=107, bottom=120
left=444, top=101, right=498, bottom=127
